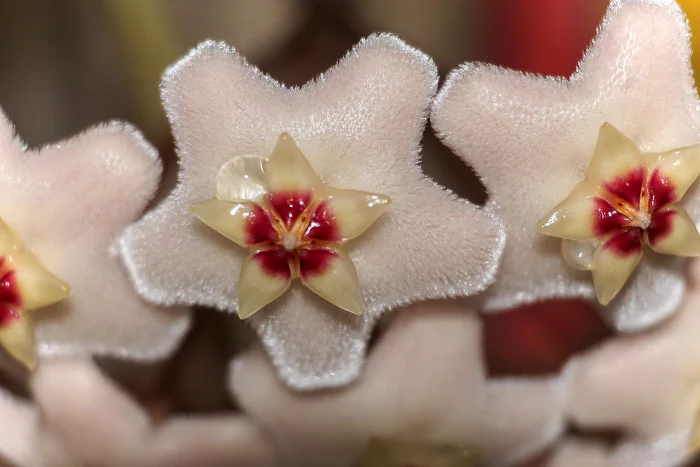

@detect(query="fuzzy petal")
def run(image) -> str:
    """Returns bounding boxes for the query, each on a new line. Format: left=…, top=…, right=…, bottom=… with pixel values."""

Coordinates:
left=645, top=206, right=700, bottom=256
left=247, top=285, right=373, bottom=388
left=238, top=251, right=291, bottom=319
left=120, top=35, right=504, bottom=388
left=299, top=248, right=363, bottom=315
left=0, top=309, right=36, bottom=369
left=231, top=302, right=565, bottom=465
left=0, top=113, right=190, bottom=360
left=432, top=0, right=700, bottom=328
left=305, top=186, right=391, bottom=243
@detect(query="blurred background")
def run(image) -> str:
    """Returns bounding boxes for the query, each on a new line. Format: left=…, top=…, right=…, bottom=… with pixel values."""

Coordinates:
left=0, top=1, right=699, bottom=465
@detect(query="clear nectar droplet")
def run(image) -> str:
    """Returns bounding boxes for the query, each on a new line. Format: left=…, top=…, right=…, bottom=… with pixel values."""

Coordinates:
left=561, top=239, right=594, bottom=270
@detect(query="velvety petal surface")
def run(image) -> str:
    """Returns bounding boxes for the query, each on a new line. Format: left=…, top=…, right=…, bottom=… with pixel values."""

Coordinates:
left=120, top=35, right=504, bottom=388
left=431, top=0, right=700, bottom=330
left=230, top=301, right=565, bottom=465
left=0, top=112, right=190, bottom=360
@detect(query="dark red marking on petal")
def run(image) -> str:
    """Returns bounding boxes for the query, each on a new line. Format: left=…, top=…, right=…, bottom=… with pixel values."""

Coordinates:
left=647, top=168, right=677, bottom=211
left=298, top=248, right=337, bottom=279
left=602, top=228, right=643, bottom=257
left=0, top=306, right=19, bottom=328
left=603, top=167, right=644, bottom=210
left=0, top=270, right=21, bottom=307
left=244, top=204, right=279, bottom=245
left=646, top=209, right=676, bottom=247
left=251, top=249, right=291, bottom=280
left=268, top=191, right=313, bottom=230
left=303, top=201, right=341, bottom=242
left=483, top=299, right=611, bottom=376
left=592, top=198, right=630, bottom=237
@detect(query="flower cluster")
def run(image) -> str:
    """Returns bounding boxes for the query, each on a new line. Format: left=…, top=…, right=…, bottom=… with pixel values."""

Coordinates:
left=1, top=0, right=700, bottom=466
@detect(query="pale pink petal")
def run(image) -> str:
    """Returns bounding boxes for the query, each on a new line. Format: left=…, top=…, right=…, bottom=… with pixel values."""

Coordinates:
left=544, top=438, right=611, bottom=467
left=31, top=359, right=277, bottom=467
left=230, top=301, right=564, bottom=465
left=120, top=35, right=504, bottom=388
left=565, top=283, right=700, bottom=436
left=431, top=0, right=700, bottom=330
left=0, top=110, right=190, bottom=360
left=0, top=387, right=41, bottom=467
left=609, top=429, right=692, bottom=467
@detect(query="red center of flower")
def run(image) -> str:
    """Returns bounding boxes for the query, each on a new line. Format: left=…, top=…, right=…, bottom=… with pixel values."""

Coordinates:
left=0, top=259, right=22, bottom=329
left=593, top=167, right=677, bottom=257
left=245, top=190, right=341, bottom=279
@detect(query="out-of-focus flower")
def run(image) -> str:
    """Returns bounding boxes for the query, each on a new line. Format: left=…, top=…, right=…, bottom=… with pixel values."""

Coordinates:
left=0, top=109, right=189, bottom=365
left=0, top=359, right=276, bottom=467
left=119, top=35, right=505, bottom=390
left=431, top=0, right=700, bottom=331
left=229, top=301, right=565, bottom=467
left=563, top=262, right=700, bottom=451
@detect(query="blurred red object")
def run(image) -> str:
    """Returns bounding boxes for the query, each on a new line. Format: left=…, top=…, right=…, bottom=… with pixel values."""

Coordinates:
left=485, top=0, right=609, bottom=76
left=481, top=0, right=612, bottom=377
left=483, top=299, right=611, bottom=376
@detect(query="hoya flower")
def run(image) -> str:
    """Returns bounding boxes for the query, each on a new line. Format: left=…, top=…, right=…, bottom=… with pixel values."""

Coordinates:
left=0, top=109, right=189, bottom=367
left=537, top=123, right=700, bottom=305
left=560, top=260, right=700, bottom=465
left=190, top=133, right=390, bottom=319
left=119, top=35, right=505, bottom=389
left=230, top=301, right=565, bottom=467
left=431, top=0, right=700, bottom=330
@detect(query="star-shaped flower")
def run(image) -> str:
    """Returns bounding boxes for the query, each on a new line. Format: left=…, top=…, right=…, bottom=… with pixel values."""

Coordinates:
left=191, top=133, right=390, bottom=318
left=431, top=0, right=700, bottom=330
left=119, top=35, right=505, bottom=389
left=229, top=302, right=565, bottom=467
left=0, top=109, right=189, bottom=366
left=537, top=123, right=700, bottom=305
